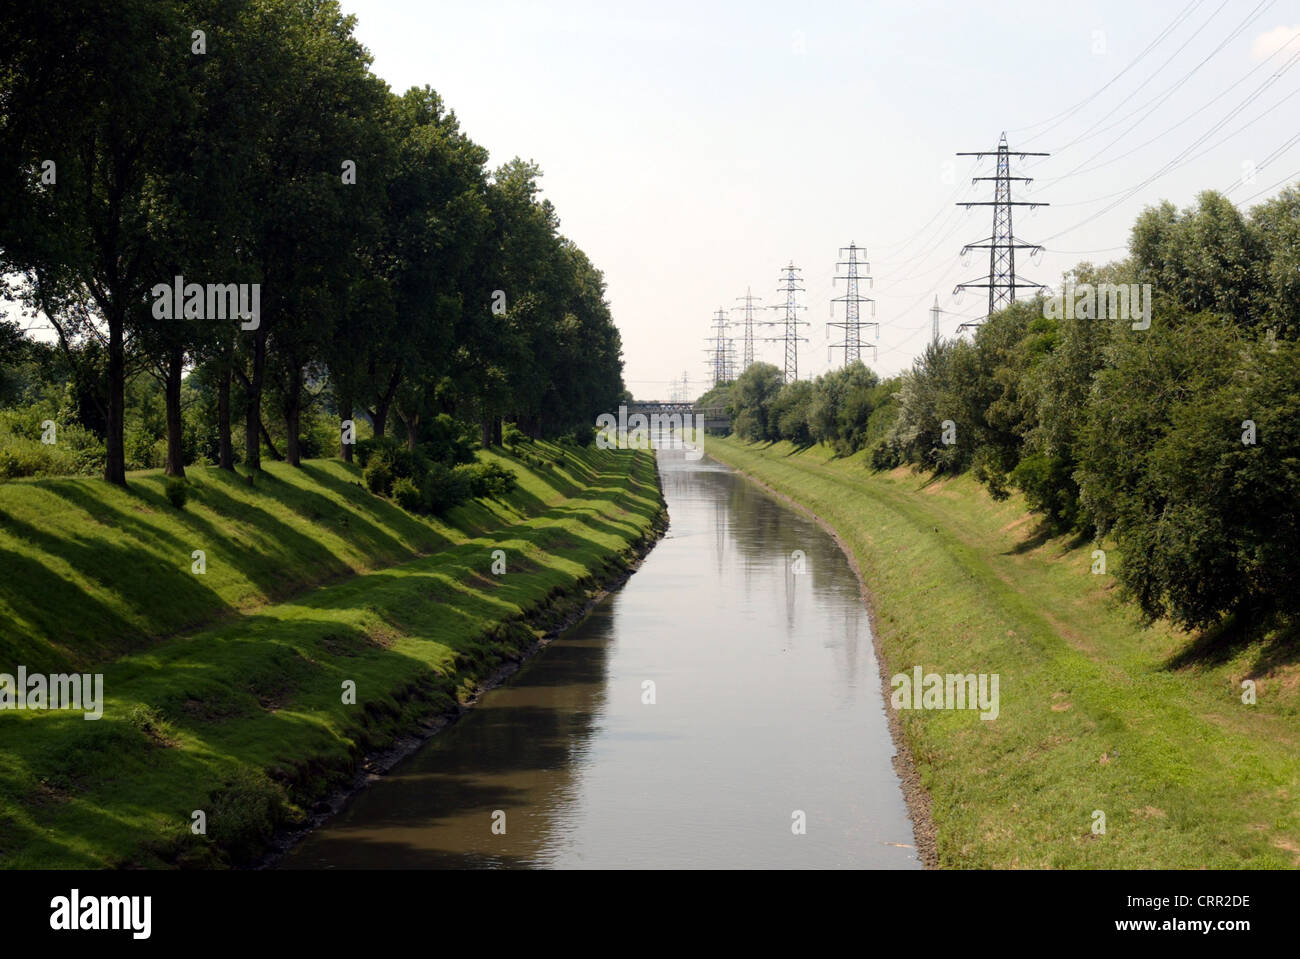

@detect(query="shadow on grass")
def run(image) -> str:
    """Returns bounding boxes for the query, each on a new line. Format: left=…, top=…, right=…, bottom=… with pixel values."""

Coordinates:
left=1163, top=613, right=1299, bottom=677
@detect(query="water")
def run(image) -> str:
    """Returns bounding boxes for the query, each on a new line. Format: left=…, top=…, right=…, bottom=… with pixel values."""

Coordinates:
left=281, top=449, right=919, bottom=868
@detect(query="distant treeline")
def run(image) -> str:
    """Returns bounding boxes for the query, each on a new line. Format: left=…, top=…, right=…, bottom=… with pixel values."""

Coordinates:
left=712, top=188, right=1300, bottom=632
left=0, top=0, right=625, bottom=486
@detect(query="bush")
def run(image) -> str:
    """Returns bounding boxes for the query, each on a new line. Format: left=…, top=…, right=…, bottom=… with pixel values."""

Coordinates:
left=165, top=476, right=188, bottom=509
left=0, top=425, right=106, bottom=479
left=355, top=435, right=401, bottom=469
left=207, top=768, right=289, bottom=866
left=300, top=413, right=340, bottom=459
left=392, top=476, right=421, bottom=511
left=421, top=462, right=472, bottom=514
left=363, top=458, right=393, bottom=496
left=559, top=426, right=596, bottom=448
left=451, top=461, right=518, bottom=498
left=353, top=436, right=379, bottom=468
left=868, top=438, right=901, bottom=471
left=502, top=423, right=527, bottom=448
left=421, top=414, right=477, bottom=465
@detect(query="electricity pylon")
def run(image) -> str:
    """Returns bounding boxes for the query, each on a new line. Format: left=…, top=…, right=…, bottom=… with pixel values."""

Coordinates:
left=829, top=242, right=878, bottom=367
left=954, top=132, right=1049, bottom=329
left=732, top=287, right=763, bottom=373
left=765, top=263, right=808, bottom=383
left=703, top=307, right=732, bottom=387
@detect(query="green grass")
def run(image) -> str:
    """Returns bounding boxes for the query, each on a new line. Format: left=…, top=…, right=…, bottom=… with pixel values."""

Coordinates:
left=0, top=443, right=663, bottom=868
left=706, top=436, right=1300, bottom=869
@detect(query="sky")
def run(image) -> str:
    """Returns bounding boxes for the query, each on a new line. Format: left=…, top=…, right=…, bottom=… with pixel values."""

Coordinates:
left=11, top=1, right=1297, bottom=398
left=332, top=0, right=1300, bottom=397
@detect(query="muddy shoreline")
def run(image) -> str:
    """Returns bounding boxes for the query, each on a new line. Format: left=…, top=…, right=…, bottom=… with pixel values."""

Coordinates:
left=704, top=444, right=939, bottom=869
left=257, top=464, right=669, bottom=870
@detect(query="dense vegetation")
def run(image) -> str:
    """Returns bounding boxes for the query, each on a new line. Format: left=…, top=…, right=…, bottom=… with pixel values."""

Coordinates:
left=718, top=188, right=1300, bottom=634
left=0, top=0, right=625, bottom=489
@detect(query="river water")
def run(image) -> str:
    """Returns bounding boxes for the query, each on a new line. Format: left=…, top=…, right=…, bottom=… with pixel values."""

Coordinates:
left=281, top=449, right=919, bottom=869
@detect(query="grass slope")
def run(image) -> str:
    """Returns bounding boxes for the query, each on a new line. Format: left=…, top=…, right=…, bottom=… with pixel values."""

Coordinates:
left=0, top=443, right=663, bottom=868
left=706, top=436, right=1299, bottom=869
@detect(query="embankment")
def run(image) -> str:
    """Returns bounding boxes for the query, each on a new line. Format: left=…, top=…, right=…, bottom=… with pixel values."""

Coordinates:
left=0, top=443, right=665, bottom=868
left=706, top=435, right=1299, bottom=868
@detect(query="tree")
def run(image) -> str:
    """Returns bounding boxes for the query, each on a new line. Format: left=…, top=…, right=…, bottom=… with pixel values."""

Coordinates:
left=728, top=363, right=785, bottom=442
left=0, top=0, right=197, bottom=485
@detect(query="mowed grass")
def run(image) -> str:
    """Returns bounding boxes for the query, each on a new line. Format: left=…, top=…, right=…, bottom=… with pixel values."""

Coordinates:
left=0, top=444, right=663, bottom=868
left=0, top=445, right=618, bottom=670
left=707, top=436, right=1300, bottom=868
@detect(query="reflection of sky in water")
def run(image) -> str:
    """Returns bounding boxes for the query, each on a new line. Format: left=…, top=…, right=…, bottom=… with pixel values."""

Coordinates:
left=282, top=450, right=918, bottom=870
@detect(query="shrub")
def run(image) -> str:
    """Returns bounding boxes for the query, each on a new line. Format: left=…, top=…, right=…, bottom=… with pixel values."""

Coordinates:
left=165, top=476, right=188, bottom=509
left=868, top=438, right=901, bottom=471
left=502, top=423, right=527, bottom=448
left=453, top=461, right=518, bottom=498
left=421, top=414, right=477, bottom=465
left=207, top=768, right=289, bottom=866
left=451, top=462, right=490, bottom=498
left=421, top=462, right=472, bottom=514
left=355, top=435, right=401, bottom=469
left=392, top=476, right=421, bottom=511
left=363, top=458, right=393, bottom=497
left=484, top=461, right=517, bottom=496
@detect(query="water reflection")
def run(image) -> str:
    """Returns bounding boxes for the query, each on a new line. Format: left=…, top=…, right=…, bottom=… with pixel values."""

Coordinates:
left=282, top=449, right=919, bottom=869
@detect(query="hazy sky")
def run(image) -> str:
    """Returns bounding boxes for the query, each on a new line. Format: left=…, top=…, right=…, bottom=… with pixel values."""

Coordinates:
left=12, top=1, right=1296, bottom=398
left=334, top=0, right=1300, bottom=396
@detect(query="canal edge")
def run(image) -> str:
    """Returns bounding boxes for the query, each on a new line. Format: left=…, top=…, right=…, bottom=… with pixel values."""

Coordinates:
left=257, top=453, right=671, bottom=870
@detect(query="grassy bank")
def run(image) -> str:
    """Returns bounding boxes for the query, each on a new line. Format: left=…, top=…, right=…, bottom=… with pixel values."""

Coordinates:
left=706, top=435, right=1299, bottom=868
left=0, top=443, right=664, bottom=868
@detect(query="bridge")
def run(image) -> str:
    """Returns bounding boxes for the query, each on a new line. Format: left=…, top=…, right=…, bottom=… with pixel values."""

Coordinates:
left=627, top=400, right=730, bottom=433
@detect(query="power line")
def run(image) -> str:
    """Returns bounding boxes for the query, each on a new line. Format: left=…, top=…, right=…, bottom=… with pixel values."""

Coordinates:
left=1233, top=165, right=1300, bottom=206
left=1040, top=0, right=1280, bottom=181
left=1042, top=47, right=1300, bottom=242
left=1011, top=0, right=1204, bottom=141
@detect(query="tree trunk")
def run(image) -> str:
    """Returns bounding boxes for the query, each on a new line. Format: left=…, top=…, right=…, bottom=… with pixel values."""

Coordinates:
left=163, top=344, right=186, bottom=478
left=244, top=327, right=266, bottom=470
left=217, top=361, right=234, bottom=470
left=284, top=365, right=302, bottom=467
left=259, top=417, right=282, bottom=460
left=404, top=410, right=419, bottom=451
left=491, top=417, right=502, bottom=447
left=370, top=360, right=402, bottom=439
left=104, top=312, right=127, bottom=486
left=338, top=383, right=353, bottom=463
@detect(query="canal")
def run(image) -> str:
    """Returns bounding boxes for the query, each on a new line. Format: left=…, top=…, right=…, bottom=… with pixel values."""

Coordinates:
left=281, top=449, right=920, bottom=868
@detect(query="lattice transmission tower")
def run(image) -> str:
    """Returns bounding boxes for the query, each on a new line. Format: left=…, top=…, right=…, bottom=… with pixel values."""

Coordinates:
left=765, top=263, right=808, bottom=383
left=954, top=132, right=1049, bottom=330
left=703, top=307, right=732, bottom=387
left=731, top=287, right=763, bottom=374
left=829, top=242, right=878, bottom=367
